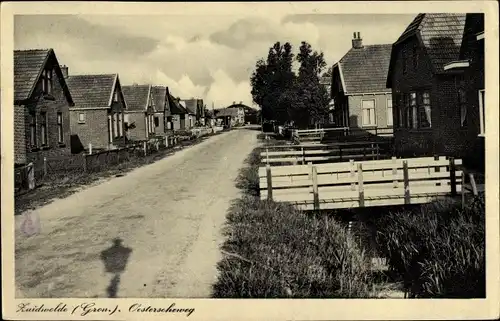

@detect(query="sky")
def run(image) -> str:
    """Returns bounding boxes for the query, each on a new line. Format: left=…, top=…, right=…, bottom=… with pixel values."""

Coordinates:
left=14, top=13, right=415, bottom=109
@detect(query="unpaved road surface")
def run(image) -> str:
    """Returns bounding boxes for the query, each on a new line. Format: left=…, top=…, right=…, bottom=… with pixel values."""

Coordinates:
left=15, top=129, right=259, bottom=298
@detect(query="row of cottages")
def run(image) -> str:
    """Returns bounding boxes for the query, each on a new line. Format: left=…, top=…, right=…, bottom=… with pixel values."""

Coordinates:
left=13, top=48, right=195, bottom=166
left=330, top=32, right=394, bottom=136
left=215, top=102, right=246, bottom=127
left=181, top=98, right=205, bottom=127
left=387, top=13, right=485, bottom=167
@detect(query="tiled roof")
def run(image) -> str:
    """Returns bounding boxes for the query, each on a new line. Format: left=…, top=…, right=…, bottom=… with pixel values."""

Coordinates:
left=151, top=86, right=166, bottom=112
left=122, top=85, right=151, bottom=111
left=181, top=99, right=198, bottom=115
left=460, top=13, right=484, bottom=59
left=216, top=107, right=239, bottom=117
left=395, top=13, right=466, bottom=73
left=14, top=48, right=73, bottom=105
left=168, top=94, right=187, bottom=114
left=337, top=44, right=392, bottom=94
left=66, top=74, right=116, bottom=108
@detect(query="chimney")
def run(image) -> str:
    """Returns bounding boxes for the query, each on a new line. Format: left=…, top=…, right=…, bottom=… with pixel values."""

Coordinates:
left=60, top=65, right=68, bottom=79
left=239, top=101, right=242, bottom=105
left=352, top=32, right=363, bottom=49
left=232, top=101, right=236, bottom=105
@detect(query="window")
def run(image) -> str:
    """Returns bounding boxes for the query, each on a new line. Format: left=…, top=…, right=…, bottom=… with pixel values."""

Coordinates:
left=41, top=69, right=53, bottom=95
left=409, top=92, right=418, bottom=129
left=154, top=116, right=159, bottom=127
left=29, top=113, right=37, bottom=147
left=78, top=113, right=86, bottom=123
left=412, top=44, right=418, bottom=70
left=458, top=88, right=467, bottom=127
left=387, top=98, right=393, bottom=126
left=402, top=48, right=408, bottom=74
left=118, top=113, right=123, bottom=136
left=57, top=112, right=63, bottom=143
left=113, top=91, right=118, bottom=102
left=419, top=92, right=431, bottom=128
left=40, top=112, right=47, bottom=146
left=479, top=89, right=485, bottom=135
left=400, top=91, right=431, bottom=129
left=361, top=99, right=376, bottom=126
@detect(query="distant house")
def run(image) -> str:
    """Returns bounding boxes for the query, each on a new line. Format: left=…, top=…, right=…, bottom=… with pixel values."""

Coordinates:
left=168, top=94, right=188, bottom=131
left=14, top=49, right=74, bottom=165
left=386, top=13, right=468, bottom=157
left=442, top=13, right=484, bottom=168
left=181, top=98, right=205, bottom=126
left=66, top=73, right=127, bottom=152
left=179, top=100, right=195, bottom=129
left=330, top=32, right=393, bottom=136
left=122, top=84, right=156, bottom=141
left=215, top=103, right=246, bottom=127
left=151, top=86, right=173, bottom=137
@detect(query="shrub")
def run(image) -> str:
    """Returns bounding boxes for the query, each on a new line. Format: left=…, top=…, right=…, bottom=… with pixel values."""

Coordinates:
left=375, top=195, right=485, bottom=298
left=213, top=196, right=374, bottom=298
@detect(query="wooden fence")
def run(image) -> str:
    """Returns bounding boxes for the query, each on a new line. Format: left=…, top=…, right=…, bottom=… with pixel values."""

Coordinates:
left=259, top=156, right=464, bottom=211
left=261, top=141, right=392, bottom=165
left=292, top=127, right=394, bottom=144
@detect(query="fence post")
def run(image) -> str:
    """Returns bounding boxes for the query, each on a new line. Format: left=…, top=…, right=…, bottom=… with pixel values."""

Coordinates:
left=403, top=160, right=410, bottom=204
left=312, top=165, right=319, bottom=210
left=376, top=143, right=380, bottom=160
left=434, top=154, right=440, bottom=173
left=43, top=157, right=47, bottom=177
left=165, top=136, right=168, bottom=148
left=449, top=157, right=457, bottom=196
left=266, top=148, right=270, bottom=164
left=301, top=147, right=305, bottom=165
left=469, top=173, right=478, bottom=196
left=88, top=143, right=92, bottom=155
left=357, top=163, right=364, bottom=207
left=27, top=162, right=35, bottom=190
left=308, top=162, right=313, bottom=179
left=266, top=164, right=273, bottom=201
left=83, top=154, right=88, bottom=173
left=143, top=141, right=147, bottom=156
left=371, top=143, right=375, bottom=160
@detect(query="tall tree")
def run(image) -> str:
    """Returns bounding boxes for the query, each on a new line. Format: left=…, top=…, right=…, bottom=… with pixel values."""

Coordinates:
left=290, top=41, right=330, bottom=128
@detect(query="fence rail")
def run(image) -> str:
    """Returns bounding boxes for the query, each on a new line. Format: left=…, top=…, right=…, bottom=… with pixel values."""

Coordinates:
left=261, top=141, right=392, bottom=165
left=259, top=156, right=464, bottom=211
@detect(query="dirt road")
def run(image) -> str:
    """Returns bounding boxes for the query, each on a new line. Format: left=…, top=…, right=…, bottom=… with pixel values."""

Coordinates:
left=15, top=129, right=259, bottom=298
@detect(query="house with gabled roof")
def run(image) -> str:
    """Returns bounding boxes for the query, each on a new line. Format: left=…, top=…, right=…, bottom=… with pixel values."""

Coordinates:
left=14, top=49, right=74, bottom=165
left=168, top=94, right=188, bottom=130
left=386, top=13, right=467, bottom=158
left=181, top=98, right=205, bottom=127
left=330, top=33, right=393, bottom=136
left=151, top=86, right=173, bottom=137
left=66, top=72, right=127, bottom=152
left=122, top=84, right=156, bottom=141
left=442, top=13, right=484, bottom=169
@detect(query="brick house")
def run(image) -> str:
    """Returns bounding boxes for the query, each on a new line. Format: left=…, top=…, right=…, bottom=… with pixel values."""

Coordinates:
left=442, top=13, right=484, bottom=169
left=122, top=84, right=156, bottom=141
left=14, top=49, right=74, bottom=166
left=66, top=72, right=127, bottom=152
left=179, top=100, right=195, bottom=129
left=151, top=86, right=173, bottom=137
left=386, top=13, right=468, bottom=158
left=330, top=33, right=393, bottom=136
left=168, top=94, right=188, bottom=131
left=181, top=98, right=205, bottom=126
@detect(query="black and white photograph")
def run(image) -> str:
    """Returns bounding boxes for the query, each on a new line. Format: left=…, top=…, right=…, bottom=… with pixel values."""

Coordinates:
left=1, top=1, right=499, bottom=320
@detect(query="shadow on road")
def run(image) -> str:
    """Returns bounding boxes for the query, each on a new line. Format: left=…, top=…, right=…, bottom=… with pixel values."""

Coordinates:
left=100, top=238, right=132, bottom=298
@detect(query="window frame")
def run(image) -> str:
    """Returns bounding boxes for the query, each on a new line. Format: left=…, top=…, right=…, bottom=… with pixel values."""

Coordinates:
left=78, top=112, right=86, bottom=124
left=57, top=112, right=64, bottom=143
left=41, top=69, right=53, bottom=95
left=361, top=98, right=376, bottom=127
left=478, top=89, right=485, bottom=136
left=386, top=97, right=393, bottom=127
left=418, top=91, right=432, bottom=129
left=40, top=112, right=48, bottom=146
left=29, top=113, right=37, bottom=147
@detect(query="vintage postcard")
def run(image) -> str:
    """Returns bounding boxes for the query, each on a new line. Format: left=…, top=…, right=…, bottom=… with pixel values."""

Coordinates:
left=1, top=1, right=499, bottom=320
